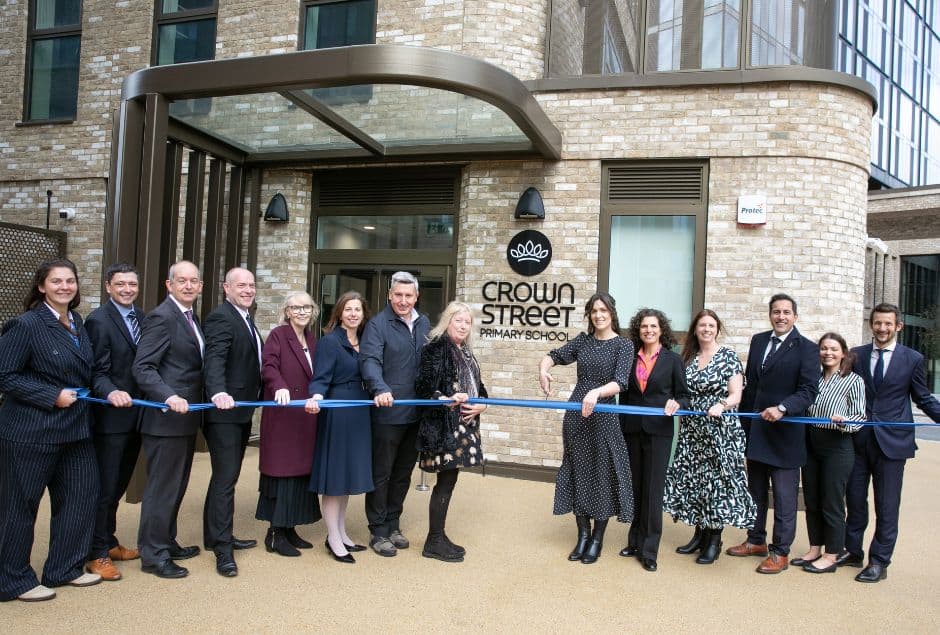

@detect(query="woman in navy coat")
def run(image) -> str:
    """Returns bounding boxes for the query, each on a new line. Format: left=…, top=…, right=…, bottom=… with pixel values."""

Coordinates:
left=307, top=291, right=374, bottom=564
left=619, top=308, right=690, bottom=572
left=0, top=259, right=102, bottom=602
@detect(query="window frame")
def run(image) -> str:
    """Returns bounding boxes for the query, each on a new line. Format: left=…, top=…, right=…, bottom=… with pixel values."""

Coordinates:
left=22, top=0, right=83, bottom=124
left=297, top=0, right=377, bottom=52
left=151, top=0, right=218, bottom=66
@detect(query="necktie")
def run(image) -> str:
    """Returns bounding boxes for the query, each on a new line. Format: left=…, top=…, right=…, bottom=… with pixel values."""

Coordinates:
left=873, top=348, right=885, bottom=390
left=185, top=309, right=198, bottom=339
left=127, top=309, right=141, bottom=344
left=246, top=313, right=262, bottom=364
left=762, top=336, right=780, bottom=371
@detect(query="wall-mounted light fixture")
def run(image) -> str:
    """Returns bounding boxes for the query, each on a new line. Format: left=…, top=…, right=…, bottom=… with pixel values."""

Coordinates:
left=514, top=187, right=545, bottom=220
left=263, top=192, right=289, bottom=222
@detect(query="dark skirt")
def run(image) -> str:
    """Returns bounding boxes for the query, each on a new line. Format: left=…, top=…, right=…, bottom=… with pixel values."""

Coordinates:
left=255, top=474, right=322, bottom=527
left=309, top=382, right=374, bottom=496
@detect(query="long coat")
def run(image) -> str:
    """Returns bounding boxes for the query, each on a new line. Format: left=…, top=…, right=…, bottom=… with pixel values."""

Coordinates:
left=259, top=324, right=318, bottom=477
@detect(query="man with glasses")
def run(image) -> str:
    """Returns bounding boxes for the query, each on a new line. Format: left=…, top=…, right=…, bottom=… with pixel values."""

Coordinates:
left=360, top=272, right=431, bottom=557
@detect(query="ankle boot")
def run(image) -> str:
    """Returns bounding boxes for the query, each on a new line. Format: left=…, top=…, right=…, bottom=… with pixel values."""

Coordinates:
left=264, top=526, right=275, bottom=552
left=442, top=532, right=466, bottom=557
left=696, top=528, right=723, bottom=565
left=581, top=518, right=608, bottom=564
left=676, top=526, right=704, bottom=554
left=424, top=490, right=462, bottom=562
left=568, top=515, right=592, bottom=561
left=284, top=527, right=313, bottom=549
left=267, top=528, right=301, bottom=557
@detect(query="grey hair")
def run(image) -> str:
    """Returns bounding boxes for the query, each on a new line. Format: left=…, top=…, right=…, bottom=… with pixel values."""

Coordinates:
left=168, top=260, right=200, bottom=281
left=428, top=301, right=474, bottom=352
left=280, top=291, right=320, bottom=325
left=390, top=271, right=419, bottom=291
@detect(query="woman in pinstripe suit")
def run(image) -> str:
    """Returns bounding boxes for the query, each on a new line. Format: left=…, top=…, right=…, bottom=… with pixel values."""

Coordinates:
left=0, top=259, right=102, bottom=602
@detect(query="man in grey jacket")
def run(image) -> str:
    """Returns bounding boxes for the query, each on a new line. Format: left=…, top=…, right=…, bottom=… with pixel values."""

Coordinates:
left=360, top=272, right=431, bottom=557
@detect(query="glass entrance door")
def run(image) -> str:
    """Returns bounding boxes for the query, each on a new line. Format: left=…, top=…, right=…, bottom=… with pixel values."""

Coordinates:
left=315, top=264, right=451, bottom=333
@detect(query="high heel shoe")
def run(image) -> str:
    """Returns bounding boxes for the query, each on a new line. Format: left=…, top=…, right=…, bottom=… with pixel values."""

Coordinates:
left=325, top=539, right=355, bottom=564
left=344, top=542, right=367, bottom=552
left=696, top=529, right=723, bottom=565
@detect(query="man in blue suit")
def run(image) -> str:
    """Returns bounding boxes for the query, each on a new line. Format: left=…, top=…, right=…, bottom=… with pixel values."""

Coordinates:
left=840, top=302, right=940, bottom=582
left=727, top=293, right=819, bottom=574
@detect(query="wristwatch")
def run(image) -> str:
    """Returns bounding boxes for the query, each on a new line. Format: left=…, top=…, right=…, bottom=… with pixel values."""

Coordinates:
left=777, top=404, right=787, bottom=413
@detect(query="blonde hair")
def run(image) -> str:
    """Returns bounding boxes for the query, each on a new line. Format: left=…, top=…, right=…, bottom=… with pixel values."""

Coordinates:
left=280, top=291, right=320, bottom=325
left=428, top=301, right=474, bottom=351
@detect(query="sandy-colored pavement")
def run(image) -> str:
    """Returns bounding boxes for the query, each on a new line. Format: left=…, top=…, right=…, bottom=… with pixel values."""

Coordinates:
left=6, top=442, right=940, bottom=633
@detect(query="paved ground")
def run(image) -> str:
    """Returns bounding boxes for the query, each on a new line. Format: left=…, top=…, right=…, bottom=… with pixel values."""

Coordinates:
left=7, top=441, right=940, bottom=633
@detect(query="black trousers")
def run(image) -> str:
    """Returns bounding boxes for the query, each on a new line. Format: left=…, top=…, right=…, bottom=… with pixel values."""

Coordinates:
left=746, top=459, right=799, bottom=555
left=0, top=438, right=98, bottom=600
left=366, top=422, right=418, bottom=538
left=625, top=431, right=672, bottom=561
left=845, top=428, right=906, bottom=566
left=138, top=433, right=196, bottom=566
left=89, top=430, right=141, bottom=559
left=202, top=421, right=251, bottom=554
left=801, top=428, right=855, bottom=554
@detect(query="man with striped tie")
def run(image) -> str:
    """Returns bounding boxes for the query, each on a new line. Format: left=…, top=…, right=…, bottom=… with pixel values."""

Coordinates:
left=83, top=263, right=145, bottom=581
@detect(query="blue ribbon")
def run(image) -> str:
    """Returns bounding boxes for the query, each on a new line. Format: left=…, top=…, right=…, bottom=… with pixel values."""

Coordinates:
left=70, top=389, right=937, bottom=428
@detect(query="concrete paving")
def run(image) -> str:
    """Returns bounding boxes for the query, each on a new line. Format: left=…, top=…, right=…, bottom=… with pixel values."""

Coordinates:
left=7, top=441, right=940, bottom=633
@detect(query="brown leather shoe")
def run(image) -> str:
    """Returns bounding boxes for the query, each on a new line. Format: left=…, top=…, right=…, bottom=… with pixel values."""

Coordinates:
left=86, top=557, right=121, bottom=581
left=756, top=553, right=789, bottom=574
left=726, top=541, right=769, bottom=557
left=109, top=545, right=140, bottom=561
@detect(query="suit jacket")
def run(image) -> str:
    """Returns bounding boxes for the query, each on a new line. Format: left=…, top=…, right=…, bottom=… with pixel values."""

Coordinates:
left=852, top=342, right=940, bottom=460
left=0, top=305, right=94, bottom=444
left=620, top=347, right=691, bottom=437
left=203, top=300, right=263, bottom=425
left=84, top=300, right=145, bottom=435
left=741, top=327, right=820, bottom=468
left=259, top=324, right=317, bottom=477
left=132, top=297, right=204, bottom=436
left=359, top=303, right=431, bottom=426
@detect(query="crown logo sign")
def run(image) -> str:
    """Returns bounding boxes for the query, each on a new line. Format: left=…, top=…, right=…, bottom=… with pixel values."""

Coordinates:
left=510, top=240, right=550, bottom=263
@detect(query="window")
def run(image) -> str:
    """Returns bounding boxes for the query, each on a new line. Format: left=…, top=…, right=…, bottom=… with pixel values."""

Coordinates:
left=300, top=0, right=376, bottom=103
left=153, top=0, right=217, bottom=66
left=645, top=0, right=740, bottom=72
left=899, top=255, right=940, bottom=392
left=25, top=0, right=82, bottom=122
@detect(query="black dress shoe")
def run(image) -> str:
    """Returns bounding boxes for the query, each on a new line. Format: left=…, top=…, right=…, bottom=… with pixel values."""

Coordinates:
left=641, top=557, right=658, bottom=572
left=232, top=538, right=257, bottom=550
left=803, top=560, right=837, bottom=574
left=325, top=540, right=355, bottom=564
left=855, top=563, right=887, bottom=583
left=215, top=552, right=238, bottom=577
left=168, top=545, right=200, bottom=560
left=619, top=546, right=638, bottom=557
left=791, top=555, right=820, bottom=567
left=142, top=560, right=188, bottom=579
left=344, top=543, right=367, bottom=552
left=835, top=550, right=864, bottom=568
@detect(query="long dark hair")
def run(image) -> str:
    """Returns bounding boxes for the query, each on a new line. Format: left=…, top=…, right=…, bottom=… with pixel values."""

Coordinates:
left=627, top=308, right=677, bottom=350
left=584, top=291, right=620, bottom=335
left=682, top=309, right=724, bottom=365
left=818, top=332, right=855, bottom=377
left=324, top=291, right=371, bottom=336
left=24, top=258, right=81, bottom=311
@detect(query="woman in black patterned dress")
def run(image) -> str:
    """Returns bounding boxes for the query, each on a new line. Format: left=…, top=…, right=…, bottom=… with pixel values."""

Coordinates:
left=538, top=291, right=634, bottom=564
left=663, top=309, right=756, bottom=564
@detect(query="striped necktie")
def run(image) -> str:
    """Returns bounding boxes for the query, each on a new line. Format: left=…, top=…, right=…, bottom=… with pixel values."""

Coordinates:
left=127, top=309, right=141, bottom=344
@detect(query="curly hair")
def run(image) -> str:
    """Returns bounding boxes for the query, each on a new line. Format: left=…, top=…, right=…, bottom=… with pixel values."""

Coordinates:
left=627, top=308, right=677, bottom=350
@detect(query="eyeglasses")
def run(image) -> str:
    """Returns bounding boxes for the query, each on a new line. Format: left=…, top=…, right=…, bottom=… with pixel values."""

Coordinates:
left=288, top=305, right=314, bottom=314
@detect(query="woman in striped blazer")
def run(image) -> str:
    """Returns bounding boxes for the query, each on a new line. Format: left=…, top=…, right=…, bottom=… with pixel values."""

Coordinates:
left=792, top=332, right=866, bottom=574
left=0, top=259, right=102, bottom=602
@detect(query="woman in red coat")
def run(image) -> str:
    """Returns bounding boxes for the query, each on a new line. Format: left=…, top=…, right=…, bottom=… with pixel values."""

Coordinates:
left=255, top=292, right=322, bottom=557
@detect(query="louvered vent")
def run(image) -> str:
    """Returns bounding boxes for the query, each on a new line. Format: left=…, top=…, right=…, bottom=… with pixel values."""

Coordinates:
left=607, top=165, right=704, bottom=202
left=317, top=173, right=457, bottom=208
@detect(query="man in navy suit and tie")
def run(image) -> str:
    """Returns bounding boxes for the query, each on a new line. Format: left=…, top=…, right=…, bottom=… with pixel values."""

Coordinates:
left=727, top=293, right=819, bottom=573
left=202, top=267, right=263, bottom=577
left=840, top=302, right=940, bottom=582
left=132, top=260, right=205, bottom=579
left=83, top=263, right=145, bottom=582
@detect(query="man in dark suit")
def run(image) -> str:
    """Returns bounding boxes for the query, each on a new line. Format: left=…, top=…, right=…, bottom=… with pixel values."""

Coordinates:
left=841, top=302, right=940, bottom=583
left=202, top=267, right=263, bottom=577
left=132, top=260, right=205, bottom=579
left=360, top=271, right=431, bottom=557
left=727, top=293, right=819, bottom=574
left=83, top=263, right=145, bottom=582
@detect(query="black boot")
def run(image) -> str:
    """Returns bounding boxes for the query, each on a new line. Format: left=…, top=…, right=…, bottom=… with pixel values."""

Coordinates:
left=284, top=527, right=313, bottom=549
left=267, top=527, right=301, bottom=557
left=442, top=533, right=466, bottom=557
left=422, top=487, right=462, bottom=562
left=568, top=515, right=591, bottom=561
left=581, top=518, right=608, bottom=564
left=676, top=526, right=705, bottom=554
left=696, top=528, right=723, bottom=565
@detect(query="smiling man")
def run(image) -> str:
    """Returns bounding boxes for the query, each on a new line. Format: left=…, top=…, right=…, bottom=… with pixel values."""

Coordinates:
left=728, top=293, right=819, bottom=574
left=842, top=303, right=940, bottom=583
left=359, top=271, right=431, bottom=557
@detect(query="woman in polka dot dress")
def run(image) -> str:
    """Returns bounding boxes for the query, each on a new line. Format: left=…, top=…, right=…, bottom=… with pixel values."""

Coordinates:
left=539, top=291, right=635, bottom=564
